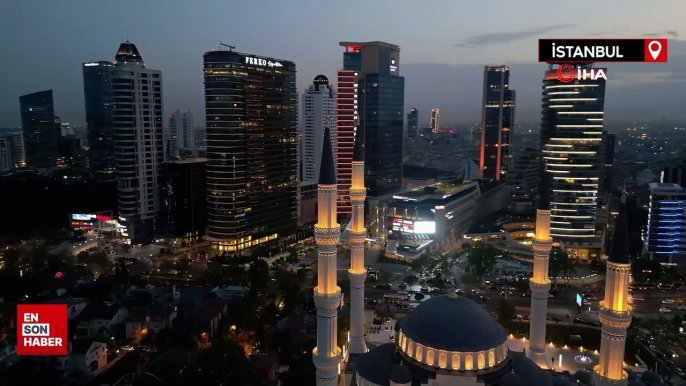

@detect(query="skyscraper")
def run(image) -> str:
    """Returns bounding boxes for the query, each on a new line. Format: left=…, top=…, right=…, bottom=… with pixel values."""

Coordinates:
left=160, top=157, right=207, bottom=244
left=540, top=64, right=606, bottom=259
left=645, top=183, right=686, bottom=262
left=312, top=125, right=341, bottom=386
left=0, top=137, right=11, bottom=172
left=599, top=131, right=615, bottom=200
left=168, top=109, right=194, bottom=156
left=19, top=90, right=60, bottom=168
left=301, top=75, right=337, bottom=182
left=430, top=108, right=439, bottom=133
left=407, top=107, right=418, bottom=138
left=203, top=48, right=297, bottom=252
left=112, top=41, right=164, bottom=245
left=480, top=66, right=516, bottom=181
left=338, top=41, right=405, bottom=204
left=83, top=60, right=115, bottom=175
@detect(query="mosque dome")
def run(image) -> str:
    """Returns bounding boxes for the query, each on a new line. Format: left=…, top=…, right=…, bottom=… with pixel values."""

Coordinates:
left=313, top=74, right=329, bottom=84
left=399, top=295, right=507, bottom=352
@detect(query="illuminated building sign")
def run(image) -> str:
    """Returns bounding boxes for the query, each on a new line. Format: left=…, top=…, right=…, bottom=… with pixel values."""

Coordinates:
left=392, top=218, right=414, bottom=233
left=244, top=56, right=283, bottom=68
left=353, top=81, right=359, bottom=120
left=392, top=195, right=418, bottom=202
left=96, top=215, right=111, bottom=221
left=72, top=214, right=95, bottom=221
left=390, top=58, right=398, bottom=72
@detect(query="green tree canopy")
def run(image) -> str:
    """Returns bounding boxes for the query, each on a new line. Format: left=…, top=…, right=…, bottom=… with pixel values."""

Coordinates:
left=403, top=275, right=418, bottom=285
left=464, top=242, right=498, bottom=281
left=378, top=268, right=393, bottom=284
left=548, top=247, right=577, bottom=286
left=486, top=297, right=516, bottom=327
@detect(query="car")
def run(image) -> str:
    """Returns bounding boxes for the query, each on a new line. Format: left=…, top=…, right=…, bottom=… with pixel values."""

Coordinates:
left=668, top=349, right=678, bottom=358
left=551, top=317, right=562, bottom=322
left=588, top=296, right=598, bottom=301
left=668, top=338, right=678, bottom=346
left=479, top=296, right=490, bottom=303
left=522, top=293, right=531, bottom=297
left=500, top=291, right=513, bottom=296
left=548, top=294, right=555, bottom=298
left=455, top=289, right=464, bottom=294
left=121, top=345, right=134, bottom=351
left=660, top=307, right=672, bottom=313
left=662, top=299, right=676, bottom=304
left=367, top=300, right=378, bottom=305
left=676, top=367, right=685, bottom=377
left=489, top=285, right=498, bottom=290
left=398, top=283, right=408, bottom=290
left=649, top=345, right=657, bottom=352
left=633, top=297, right=645, bottom=302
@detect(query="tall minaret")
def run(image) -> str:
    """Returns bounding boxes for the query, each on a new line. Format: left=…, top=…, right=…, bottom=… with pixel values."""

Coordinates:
left=312, top=124, right=342, bottom=386
left=348, top=125, right=367, bottom=354
left=529, top=175, right=552, bottom=364
left=595, top=193, right=631, bottom=386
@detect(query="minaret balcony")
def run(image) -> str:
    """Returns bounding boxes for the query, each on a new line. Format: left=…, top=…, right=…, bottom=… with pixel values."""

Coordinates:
left=532, top=239, right=552, bottom=253
left=313, top=346, right=342, bottom=365
left=349, top=229, right=366, bottom=243
left=599, top=305, right=632, bottom=329
left=314, top=287, right=342, bottom=310
left=529, top=280, right=551, bottom=293
left=350, top=188, right=366, bottom=202
left=315, top=225, right=340, bottom=246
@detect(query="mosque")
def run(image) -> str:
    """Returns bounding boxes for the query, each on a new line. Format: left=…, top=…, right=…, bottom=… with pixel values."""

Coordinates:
left=311, top=108, right=680, bottom=386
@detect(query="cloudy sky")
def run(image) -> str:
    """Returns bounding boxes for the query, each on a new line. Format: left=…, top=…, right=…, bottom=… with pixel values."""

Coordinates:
left=1, top=0, right=684, bottom=127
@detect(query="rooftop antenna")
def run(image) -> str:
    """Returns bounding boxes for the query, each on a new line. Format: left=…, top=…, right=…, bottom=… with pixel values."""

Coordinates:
left=219, top=41, right=235, bottom=52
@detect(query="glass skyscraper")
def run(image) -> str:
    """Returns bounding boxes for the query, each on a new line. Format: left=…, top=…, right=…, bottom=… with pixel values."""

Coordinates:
left=203, top=49, right=298, bottom=252
left=540, top=64, right=606, bottom=259
left=338, top=41, right=405, bottom=206
left=480, top=66, right=515, bottom=181
left=646, top=183, right=686, bottom=263
left=407, top=108, right=418, bottom=138
left=19, top=90, right=60, bottom=168
left=83, top=60, right=115, bottom=176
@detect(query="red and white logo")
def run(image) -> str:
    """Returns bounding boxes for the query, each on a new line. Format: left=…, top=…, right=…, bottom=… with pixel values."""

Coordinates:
left=645, top=39, right=667, bottom=62
left=556, top=63, right=576, bottom=83
left=17, top=305, right=68, bottom=355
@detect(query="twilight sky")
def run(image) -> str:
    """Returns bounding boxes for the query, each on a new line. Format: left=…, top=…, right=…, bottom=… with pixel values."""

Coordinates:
left=1, top=0, right=685, bottom=127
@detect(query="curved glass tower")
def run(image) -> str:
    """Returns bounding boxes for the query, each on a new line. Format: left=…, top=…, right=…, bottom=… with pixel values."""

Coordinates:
left=540, top=64, right=606, bottom=259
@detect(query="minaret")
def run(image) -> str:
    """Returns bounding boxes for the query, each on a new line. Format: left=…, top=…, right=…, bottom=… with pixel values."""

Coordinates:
left=528, top=175, right=552, bottom=364
left=312, top=123, right=342, bottom=385
left=348, top=124, right=367, bottom=354
left=595, top=193, right=631, bottom=386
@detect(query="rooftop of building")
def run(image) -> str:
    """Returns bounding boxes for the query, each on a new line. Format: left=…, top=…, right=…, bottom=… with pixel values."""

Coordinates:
left=393, top=181, right=474, bottom=200
left=339, top=41, right=400, bottom=50
left=649, top=182, right=685, bottom=191
left=127, top=303, right=175, bottom=323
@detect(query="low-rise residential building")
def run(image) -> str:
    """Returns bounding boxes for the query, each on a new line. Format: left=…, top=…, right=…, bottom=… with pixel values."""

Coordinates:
left=125, top=303, right=177, bottom=340
left=77, top=303, right=129, bottom=336
left=41, top=298, right=89, bottom=320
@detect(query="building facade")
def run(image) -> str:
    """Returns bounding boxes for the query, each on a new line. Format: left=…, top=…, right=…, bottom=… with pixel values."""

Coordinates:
left=112, top=41, right=164, bottom=245
left=20, top=90, right=60, bottom=168
left=203, top=48, right=298, bottom=252
left=168, top=109, right=194, bottom=157
left=662, top=164, right=686, bottom=187
left=407, top=107, right=418, bottom=138
left=83, top=61, right=115, bottom=175
left=301, top=75, right=337, bottom=183
left=540, top=64, right=607, bottom=259
left=645, top=183, right=686, bottom=263
left=505, top=147, right=539, bottom=213
left=599, top=131, right=615, bottom=201
left=480, top=66, right=516, bottom=181
left=160, top=157, right=207, bottom=245
left=338, top=41, right=405, bottom=202
left=430, top=108, right=439, bottom=134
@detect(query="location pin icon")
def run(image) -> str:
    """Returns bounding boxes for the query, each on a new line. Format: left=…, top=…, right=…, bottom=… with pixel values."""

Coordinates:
left=649, top=41, right=662, bottom=60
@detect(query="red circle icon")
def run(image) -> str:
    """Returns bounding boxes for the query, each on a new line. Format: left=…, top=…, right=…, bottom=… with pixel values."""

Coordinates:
left=556, top=64, right=575, bottom=83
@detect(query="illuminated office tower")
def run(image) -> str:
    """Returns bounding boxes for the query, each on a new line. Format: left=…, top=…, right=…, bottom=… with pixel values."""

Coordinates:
left=112, top=41, right=164, bottom=245
left=540, top=64, right=606, bottom=259
left=430, top=108, right=440, bottom=133
left=595, top=194, right=631, bottom=386
left=168, top=109, right=194, bottom=156
left=301, top=75, right=337, bottom=182
left=312, top=125, right=342, bottom=386
left=337, top=41, right=404, bottom=211
left=347, top=125, right=367, bottom=354
left=407, top=107, right=418, bottom=138
left=480, top=66, right=516, bottom=181
left=203, top=48, right=297, bottom=252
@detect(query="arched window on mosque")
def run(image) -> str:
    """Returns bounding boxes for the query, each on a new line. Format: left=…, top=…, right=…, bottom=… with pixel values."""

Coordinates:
left=426, top=349, right=435, bottom=366
left=478, top=353, right=485, bottom=369
left=451, top=354, right=460, bottom=370
left=407, top=342, right=414, bottom=358
left=488, top=350, right=495, bottom=366
left=416, top=345, right=424, bottom=362
left=400, top=335, right=406, bottom=350
left=465, top=354, right=473, bottom=370
left=439, top=352, right=447, bottom=369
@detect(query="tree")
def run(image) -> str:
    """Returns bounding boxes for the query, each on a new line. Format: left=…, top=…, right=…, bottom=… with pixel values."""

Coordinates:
left=403, top=275, right=418, bottom=285
left=287, top=246, right=298, bottom=263
left=158, top=258, right=175, bottom=270
left=196, top=336, right=251, bottom=385
left=461, top=273, right=478, bottom=287
left=77, top=251, right=90, bottom=264
left=378, top=268, right=393, bottom=284
left=548, top=247, right=576, bottom=287
left=248, top=259, right=270, bottom=291
left=410, top=254, right=432, bottom=275
left=486, top=297, right=516, bottom=328
left=464, top=242, right=498, bottom=281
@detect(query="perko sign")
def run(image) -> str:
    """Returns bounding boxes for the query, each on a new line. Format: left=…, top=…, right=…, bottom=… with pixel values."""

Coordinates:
left=244, top=56, right=283, bottom=68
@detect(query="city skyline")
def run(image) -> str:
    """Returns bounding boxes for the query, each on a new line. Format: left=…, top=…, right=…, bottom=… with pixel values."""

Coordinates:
left=1, top=1, right=685, bottom=128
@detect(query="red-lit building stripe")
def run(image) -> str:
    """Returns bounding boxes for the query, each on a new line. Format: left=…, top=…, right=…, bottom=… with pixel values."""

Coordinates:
left=337, top=69, right=356, bottom=216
